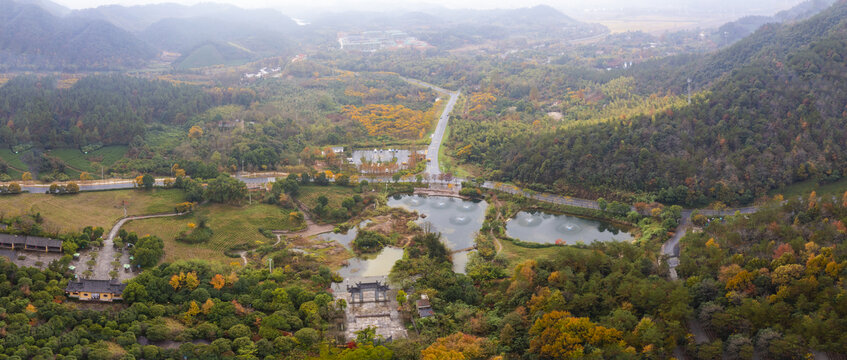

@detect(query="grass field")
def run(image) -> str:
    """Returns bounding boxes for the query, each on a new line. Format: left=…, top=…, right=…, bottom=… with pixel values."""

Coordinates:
left=498, top=239, right=565, bottom=271
left=48, top=146, right=128, bottom=176
left=0, top=189, right=185, bottom=233
left=769, top=178, right=847, bottom=200
left=298, top=185, right=359, bottom=210
left=122, top=202, right=300, bottom=265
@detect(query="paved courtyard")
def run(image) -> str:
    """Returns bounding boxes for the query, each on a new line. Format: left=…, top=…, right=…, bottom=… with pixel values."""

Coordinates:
left=331, top=275, right=408, bottom=341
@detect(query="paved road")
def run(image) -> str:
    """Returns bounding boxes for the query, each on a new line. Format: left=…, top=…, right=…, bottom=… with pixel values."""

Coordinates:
left=16, top=175, right=273, bottom=193
left=401, top=77, right=460, bottom=176
left=95, top=212, right=183, bottom=280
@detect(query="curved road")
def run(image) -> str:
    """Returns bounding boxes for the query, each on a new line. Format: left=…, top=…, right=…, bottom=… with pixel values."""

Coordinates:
left=90, top=212, right=184, bottom=280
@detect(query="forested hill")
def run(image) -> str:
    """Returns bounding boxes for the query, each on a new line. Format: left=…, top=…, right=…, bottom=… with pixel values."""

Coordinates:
left=473, top=1, right=847, bottom=206
left=0, top=0, right=155, bottom=71
left=635, top=0, right=845, bottom=93
left=0, top=75, right=253, bottom=147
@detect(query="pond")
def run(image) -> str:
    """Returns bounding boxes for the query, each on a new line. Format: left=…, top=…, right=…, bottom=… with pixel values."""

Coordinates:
left=388, top=194, right=488, bottom=273
left=316, top=220, right=371, bottom=249
left=337, top=247, right=405, bottom=278
left=505, top=211, right=633, bottom=245
left=319, top=220, right=408, bottom=279
left=329, top=195, right=488, bottom=276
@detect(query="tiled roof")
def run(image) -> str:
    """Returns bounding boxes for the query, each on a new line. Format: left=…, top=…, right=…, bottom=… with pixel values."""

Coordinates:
left=66, top=279, right=126, bottom=294
left=0, top=234, right=25, bottom=245
left=25, top=236, right=62, bottom=248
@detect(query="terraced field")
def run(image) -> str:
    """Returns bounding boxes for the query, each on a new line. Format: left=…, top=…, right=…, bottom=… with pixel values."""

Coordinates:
left=48, top=146, right=128, bottom=176
left=0, top=149, right=28, bottom=178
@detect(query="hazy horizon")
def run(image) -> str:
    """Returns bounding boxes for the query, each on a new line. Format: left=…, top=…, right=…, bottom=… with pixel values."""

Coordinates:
left=49, top=0, right=807, bottom=17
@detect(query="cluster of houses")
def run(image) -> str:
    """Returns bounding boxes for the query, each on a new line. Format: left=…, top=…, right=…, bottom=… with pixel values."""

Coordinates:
left=0, top=233, right=126, bottom=302
left=338, top=30, right=431, bottom=52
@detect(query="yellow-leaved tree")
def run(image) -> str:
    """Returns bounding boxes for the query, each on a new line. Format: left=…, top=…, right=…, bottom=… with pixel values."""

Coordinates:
left=529, top=311, right=627, bottom=359
left=188, top=126, right=204, bottom=139
left=421, top=332, right=494, bottom=360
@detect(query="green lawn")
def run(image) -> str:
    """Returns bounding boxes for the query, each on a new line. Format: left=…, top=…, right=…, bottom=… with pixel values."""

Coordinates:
left=0, top=189, right=186, bottom=233
left=48, top=146, right=128, bottom=176
left=769, top=178, right=847, bottom=200
left=498, top=238, right=567, bottom=271
left=122, top=202, right=301, bottom=265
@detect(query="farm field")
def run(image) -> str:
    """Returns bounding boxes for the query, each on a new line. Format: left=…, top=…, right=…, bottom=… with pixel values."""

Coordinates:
left=122, top=202, right=301, bottom=265
left=0, top=189, right=185, bottom=233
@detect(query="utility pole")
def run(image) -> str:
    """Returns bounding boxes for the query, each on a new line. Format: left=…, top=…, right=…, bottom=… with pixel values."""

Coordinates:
left=687, top=78, right=692, bottom=105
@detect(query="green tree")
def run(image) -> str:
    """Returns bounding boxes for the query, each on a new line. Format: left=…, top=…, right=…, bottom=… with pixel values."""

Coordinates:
left=141, top=174, right=154, bottom=190
left=205, top=175, right=247, bottom=204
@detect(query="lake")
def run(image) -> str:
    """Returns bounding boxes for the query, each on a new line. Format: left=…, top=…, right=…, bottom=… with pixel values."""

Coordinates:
left=505, top=211, right=633, bottom=245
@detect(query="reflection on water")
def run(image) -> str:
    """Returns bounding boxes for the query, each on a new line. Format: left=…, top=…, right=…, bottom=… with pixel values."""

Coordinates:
left=337, top=247, right=405, bottom=278
left=388, top=195, right=488, bottom=252
left=506, top=211, right=632, bottom=245
left=452, top=250, right=473, bottom=273
left=316, top=220, right=370, bottom=249
left=332, top=195, right=487, bottom=276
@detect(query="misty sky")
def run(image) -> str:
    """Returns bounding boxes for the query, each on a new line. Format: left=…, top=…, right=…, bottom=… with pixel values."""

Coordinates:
left=49, top=0, right=800, bottom=10
left=51, top=0, right=805, bottom=14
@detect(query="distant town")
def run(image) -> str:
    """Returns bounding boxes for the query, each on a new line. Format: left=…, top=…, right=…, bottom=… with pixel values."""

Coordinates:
left=338, top=30, right=432, bottom=52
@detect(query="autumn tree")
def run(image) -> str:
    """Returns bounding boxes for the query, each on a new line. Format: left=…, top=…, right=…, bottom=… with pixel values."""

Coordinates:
left=808, top=191, right=817, bottom=210
left=529, top=311, right=626, bottom=359
left=421, top=333, right=494, bottom=360
left=21, top=172, right=31, bottom=181
left=189, top=126, right=204, bottom=139
left=210, top=274, right=226, bottom=290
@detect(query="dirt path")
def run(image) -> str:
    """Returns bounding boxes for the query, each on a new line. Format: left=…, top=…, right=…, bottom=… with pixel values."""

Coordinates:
left=237, top=204, right=333, bottom=266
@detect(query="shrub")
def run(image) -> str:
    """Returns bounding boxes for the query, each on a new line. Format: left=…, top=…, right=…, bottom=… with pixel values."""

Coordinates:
left=352, top=230, right=389, bottom=253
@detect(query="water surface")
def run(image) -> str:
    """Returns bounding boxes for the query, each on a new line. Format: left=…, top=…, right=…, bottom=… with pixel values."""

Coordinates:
left=506, top=211, right=632, bottom=245
left=388, top=195, right=487, bottom=273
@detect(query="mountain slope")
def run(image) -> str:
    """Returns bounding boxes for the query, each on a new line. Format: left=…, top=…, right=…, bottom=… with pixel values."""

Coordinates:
left=313, top=5, right=606, bottom=49
left=0, top=0, right=155, bottom=70
left=454, top=0, right=847, bottom=205
left=13, top=0, right=68, bottom=16
left=73, top=3, right=299, bottom=35
left=716, top=0, right=836, bottom=46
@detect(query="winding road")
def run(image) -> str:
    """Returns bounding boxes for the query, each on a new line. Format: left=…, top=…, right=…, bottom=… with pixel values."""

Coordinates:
left=94, top=212, right=184, bottom=280
left=2, top=73, right=761, bottom=280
